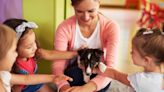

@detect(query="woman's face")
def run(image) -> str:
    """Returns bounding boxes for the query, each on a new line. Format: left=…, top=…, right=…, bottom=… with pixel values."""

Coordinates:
left=73, top=0, right=100, bottom=26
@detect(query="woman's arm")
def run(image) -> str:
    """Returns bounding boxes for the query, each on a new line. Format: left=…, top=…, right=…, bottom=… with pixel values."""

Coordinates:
left=37, top=49, right=77, bottom=60
left=65, top=81, right=97, bottom=92
left=10, top=74, right=72, bottom=85
left=105, top=21, right=120, bottom=67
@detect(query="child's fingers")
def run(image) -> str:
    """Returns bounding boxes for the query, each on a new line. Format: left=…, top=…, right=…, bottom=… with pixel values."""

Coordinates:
left=53, top=75, right=73, bottom=83
left=36, top=48, right=43, bottom=57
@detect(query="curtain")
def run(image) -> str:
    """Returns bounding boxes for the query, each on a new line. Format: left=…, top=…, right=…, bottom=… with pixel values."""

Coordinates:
left=0, top=0, right=22, bottom=23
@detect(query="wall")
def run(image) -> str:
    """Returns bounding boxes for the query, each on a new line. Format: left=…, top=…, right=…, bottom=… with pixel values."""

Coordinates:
left=23, top=0, right=66, bottom=73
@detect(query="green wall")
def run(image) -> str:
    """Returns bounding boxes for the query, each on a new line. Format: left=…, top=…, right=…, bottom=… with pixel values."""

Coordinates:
left=23, top=0, right=67, bottom=73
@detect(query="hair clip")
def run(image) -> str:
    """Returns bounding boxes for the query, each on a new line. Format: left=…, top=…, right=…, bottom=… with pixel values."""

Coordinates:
left=15, top=22, right=38, bottom=39
left=143, top=30, right=154, bottom=35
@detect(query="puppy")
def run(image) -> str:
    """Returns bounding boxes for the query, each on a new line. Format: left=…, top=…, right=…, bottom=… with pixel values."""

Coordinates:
left=77, top=48, right=107, bottom=82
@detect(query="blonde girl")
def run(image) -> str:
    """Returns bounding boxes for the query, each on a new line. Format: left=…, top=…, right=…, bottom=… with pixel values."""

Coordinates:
left=0, top=24, right=72, bottom=92
left=101, top=28, right=164, bottom=92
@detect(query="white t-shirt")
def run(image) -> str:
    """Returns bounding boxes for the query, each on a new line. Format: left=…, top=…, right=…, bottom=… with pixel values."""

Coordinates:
left=128, top=72, right=164, bottom=92
left=73, top=20, right=101, bottom=49
left=0, top=71, right=11, bottom=92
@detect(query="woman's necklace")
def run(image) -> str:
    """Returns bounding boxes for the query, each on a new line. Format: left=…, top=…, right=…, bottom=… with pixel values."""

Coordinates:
left=79, top=17, right=98, bottom=38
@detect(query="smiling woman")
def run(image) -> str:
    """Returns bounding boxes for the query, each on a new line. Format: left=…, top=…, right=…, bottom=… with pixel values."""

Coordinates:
left=53, top=0, right=120, bottom=92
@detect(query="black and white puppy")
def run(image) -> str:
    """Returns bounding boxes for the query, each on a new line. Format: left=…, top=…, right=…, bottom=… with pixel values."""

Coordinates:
left=77, top=48, right=107, bottom=82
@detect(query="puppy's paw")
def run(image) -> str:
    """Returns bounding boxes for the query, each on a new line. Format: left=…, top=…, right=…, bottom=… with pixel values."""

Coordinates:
left=98, top=62, right=107, bottom=73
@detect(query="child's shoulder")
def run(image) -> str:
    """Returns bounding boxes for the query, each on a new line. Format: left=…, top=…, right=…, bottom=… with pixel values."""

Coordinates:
left=0, top=71, right=11, bottom=92
left=0, top=71, right=11, bottom=76
left=0, top=71, right=11, bottom=85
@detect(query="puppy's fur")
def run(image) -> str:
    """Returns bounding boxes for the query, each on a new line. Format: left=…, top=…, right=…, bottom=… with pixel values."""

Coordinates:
left=67, top=48, right=106, bottom=82
left=78, top=48, right=103, bottom=74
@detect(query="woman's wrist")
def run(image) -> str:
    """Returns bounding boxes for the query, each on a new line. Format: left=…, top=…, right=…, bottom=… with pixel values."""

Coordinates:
left=59, top=84, right=70, bottom=92
left=83, top=81, right=97, bottom=92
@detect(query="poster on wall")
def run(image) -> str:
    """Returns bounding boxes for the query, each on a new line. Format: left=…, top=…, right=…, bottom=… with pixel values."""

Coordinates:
left=100, top=0, right=126, bottom=6
left=100, top=0, right=140, bottom=9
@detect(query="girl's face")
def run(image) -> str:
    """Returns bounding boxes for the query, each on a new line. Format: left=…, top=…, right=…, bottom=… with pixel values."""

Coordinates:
left=74, top=0, right=99, bottom=26
left=3, top=38, right=18, bottom=71
left=17, top=30, right=37, bottom=59
left=131, top=45, right=145, bottom=66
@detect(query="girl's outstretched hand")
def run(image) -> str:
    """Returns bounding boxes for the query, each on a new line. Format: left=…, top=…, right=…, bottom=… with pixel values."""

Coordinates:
left=36, top=48, right=53, bottom=60
left=36, top=48, right=78, bottom=60
left=53, top=75, right=73, bottom=84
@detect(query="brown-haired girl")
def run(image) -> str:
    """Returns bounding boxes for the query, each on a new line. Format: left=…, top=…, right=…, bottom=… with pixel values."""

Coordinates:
left=3, top=19, right=76, bottom=92
left=101, top=28, right=164, bottom=92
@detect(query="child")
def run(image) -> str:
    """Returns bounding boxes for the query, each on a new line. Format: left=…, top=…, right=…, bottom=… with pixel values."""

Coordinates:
left=101, top=28, right=164, bottom=92
left=3, top=19, right=77, bottom=92
left=0, top=24, right=73, bottom=92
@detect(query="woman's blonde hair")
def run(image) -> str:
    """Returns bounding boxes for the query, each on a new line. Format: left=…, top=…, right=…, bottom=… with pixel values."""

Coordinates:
left=0, top=24, right=16, bottom=60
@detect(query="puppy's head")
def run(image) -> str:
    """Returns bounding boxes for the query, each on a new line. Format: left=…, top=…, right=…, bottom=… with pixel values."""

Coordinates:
left=77, top=48, right=104, bottom=76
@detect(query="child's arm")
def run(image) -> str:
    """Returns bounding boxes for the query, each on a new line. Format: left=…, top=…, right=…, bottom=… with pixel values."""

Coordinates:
left=102, top=68, right=131, bottom=86
left=37, top=48, right=77, bottom=60
left=10, top=74, right=72, bottom=85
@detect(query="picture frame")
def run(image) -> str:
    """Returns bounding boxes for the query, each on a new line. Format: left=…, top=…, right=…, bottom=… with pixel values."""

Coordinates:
left=100, top=0, right=140, bottom=9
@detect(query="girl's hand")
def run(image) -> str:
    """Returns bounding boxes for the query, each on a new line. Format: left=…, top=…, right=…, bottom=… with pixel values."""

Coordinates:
left=36, top=48, right=52, bottom=60
left=37, top=48, right=78, bottom=60
left=53, top=75, right=73, bottom=84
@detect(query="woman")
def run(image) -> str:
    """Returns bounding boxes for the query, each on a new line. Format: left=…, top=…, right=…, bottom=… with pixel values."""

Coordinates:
left=53, top=0, right=120, bottom=92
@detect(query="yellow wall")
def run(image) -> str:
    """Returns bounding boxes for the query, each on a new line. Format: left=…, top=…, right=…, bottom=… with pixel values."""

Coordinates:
left=23, top=0, right=144, bottom=74
left=65, top=0, right=74, bottom=18
left=23, top=0, right=66, bottom=73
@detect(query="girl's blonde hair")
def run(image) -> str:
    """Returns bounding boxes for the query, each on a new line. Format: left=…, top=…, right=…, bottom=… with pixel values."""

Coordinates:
left=0, top=24, right=16, bottom=60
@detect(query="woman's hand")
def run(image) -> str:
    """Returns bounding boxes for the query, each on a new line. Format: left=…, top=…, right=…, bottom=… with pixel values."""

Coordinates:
left=59, top=85, right=71, bottom=92
left=65, top=86, right=86, bottom=92
left=65, top=81, right=97, bottom=92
